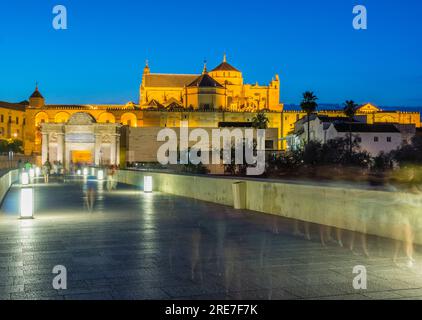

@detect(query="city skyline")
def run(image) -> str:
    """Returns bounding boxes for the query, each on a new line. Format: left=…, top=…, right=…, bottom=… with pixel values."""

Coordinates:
left=1, top=0, right=421, bottom=106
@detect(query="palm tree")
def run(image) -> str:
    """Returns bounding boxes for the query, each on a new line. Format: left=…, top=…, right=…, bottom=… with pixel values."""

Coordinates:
left=251, top=110, right=269, bottom=129
left=344, top=100, right=358, bottom=156
left=300, top=91, right=318, bottom=144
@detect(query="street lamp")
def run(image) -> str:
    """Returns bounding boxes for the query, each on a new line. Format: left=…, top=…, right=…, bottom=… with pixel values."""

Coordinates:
left=83, top=168, right=88, bottom=177
left=20, top=188, right=34, bottom=219
left=97, top=170, right=104, bottom=181
left=29, top=168, right=35, bottom=179
left=144, top=176, right=152, bottom=193
left=21, top=172, right=29, bottom=185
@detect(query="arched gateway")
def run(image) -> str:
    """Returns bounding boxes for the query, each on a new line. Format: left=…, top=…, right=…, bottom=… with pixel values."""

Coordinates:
left=41, top=112, right=120, bottom=168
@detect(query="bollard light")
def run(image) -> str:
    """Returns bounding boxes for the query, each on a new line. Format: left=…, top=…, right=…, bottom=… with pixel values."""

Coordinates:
left=29, top=168, right=35, bottom=179
left=97, top=170, right=104, bottom=181
left=21, top=172, right=29, bottom=185
left=144, top=176, right=153, bottom=193
left=77, top=169, right=81, bottom=176
left=35, top=167, right=41, bottom=177
left=20, top=188, right=34, bottom=219
left=83, top=168, right=88, bottom=177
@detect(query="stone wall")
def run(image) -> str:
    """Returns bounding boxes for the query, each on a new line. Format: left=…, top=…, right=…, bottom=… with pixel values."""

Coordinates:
left=0, top=170, right=19, bottom=204
left=115, top=170, right=422, bottom=244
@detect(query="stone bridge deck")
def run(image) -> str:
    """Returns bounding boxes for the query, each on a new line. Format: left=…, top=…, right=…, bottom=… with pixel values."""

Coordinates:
left=1, top=178, right=422, bottom=300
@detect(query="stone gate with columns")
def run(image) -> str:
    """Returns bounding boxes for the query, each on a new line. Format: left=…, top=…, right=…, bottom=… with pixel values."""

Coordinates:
left=41, top=112, right=120, bottom=168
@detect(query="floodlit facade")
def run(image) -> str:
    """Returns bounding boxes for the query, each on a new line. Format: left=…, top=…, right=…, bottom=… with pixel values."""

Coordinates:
left=140, top=55, right=282, bottom=112
left=0, top=58, right=419, bottom=159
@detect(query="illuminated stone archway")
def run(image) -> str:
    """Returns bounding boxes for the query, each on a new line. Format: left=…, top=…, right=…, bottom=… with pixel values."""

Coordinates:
left=120, top=112, right=137, bottom=127
left=54, top=112, right=70, bottom=123
left=41, top=112, right=121, bottom=169
left=97, top=112, right=116, bottom=124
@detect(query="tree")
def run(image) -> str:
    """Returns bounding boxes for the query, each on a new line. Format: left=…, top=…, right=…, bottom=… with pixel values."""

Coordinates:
left=251, top=110, right=269, bottom=129
left=344, top=100, right=358, bottom=156
left=300, top=91, right=318, bottom=144
left=392, top=135, right=422, bottom=165
left=0, top=139, right=23, bottom=154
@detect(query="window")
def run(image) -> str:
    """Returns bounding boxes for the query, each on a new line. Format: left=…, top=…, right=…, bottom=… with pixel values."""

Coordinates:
left=16, top=117, right=19, bottom=124
left=387, top=137, right=392, bottom=142
left=0, top=115, right=3, bottom=123
left=374, top=136, right=379, bottom=142
left=355, top=137, right=362, bottom=143
left=8, top=116, right=11, bottom=124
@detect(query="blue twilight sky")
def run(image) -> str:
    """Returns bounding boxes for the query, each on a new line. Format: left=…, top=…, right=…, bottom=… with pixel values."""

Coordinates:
left=0, top=0, right=421, bottom=107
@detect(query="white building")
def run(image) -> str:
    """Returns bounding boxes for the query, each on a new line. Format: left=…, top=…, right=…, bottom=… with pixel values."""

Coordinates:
left=325, top=122, right=402, bottom=156
left=290, top=115, right=404, bottom=156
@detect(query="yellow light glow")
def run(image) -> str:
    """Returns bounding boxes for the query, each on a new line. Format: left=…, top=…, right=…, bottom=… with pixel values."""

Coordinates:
left=20, top=188, right=34, bottom=219
left=144, top=176, right=153, bottom=193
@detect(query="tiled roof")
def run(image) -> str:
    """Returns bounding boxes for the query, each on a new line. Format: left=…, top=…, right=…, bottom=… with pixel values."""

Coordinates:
left=144, top=74, right=198, bottom=88
left=0, top=101, right=28, bottom=111
left=30, top=88, right=43, bottom=98
left=166, top=102, right=184, bottom=110
left=145, top=99, right=164, bottom=108
left=187, top=74, right=224, bottom=88
left=333, top=123, right=400, bottom=133
left=211, top=62, right=240, bottom=72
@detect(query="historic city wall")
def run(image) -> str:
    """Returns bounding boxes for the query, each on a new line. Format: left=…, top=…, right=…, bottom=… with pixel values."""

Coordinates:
left=116, top=170, right=422, bottom=244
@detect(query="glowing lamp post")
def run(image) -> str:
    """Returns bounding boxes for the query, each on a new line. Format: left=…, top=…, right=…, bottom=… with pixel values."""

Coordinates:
left=20, top=188, right=34, bottom=219
left=83, top=168, right=88, bottom=177
left=29, top=168, right=35, bottom=179
left=144, top=176, right=152, bottom=193
left=35, top=167, right=41, bottom=177
left=21, top=172, right=29, bottom=185
left=77, top=169, right=81, bottom=176
left=97, top=170, right=104, bottom=181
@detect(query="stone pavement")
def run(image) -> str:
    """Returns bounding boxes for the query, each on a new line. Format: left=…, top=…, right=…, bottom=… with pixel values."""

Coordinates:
left=1, top=178, right=422, bottom=300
